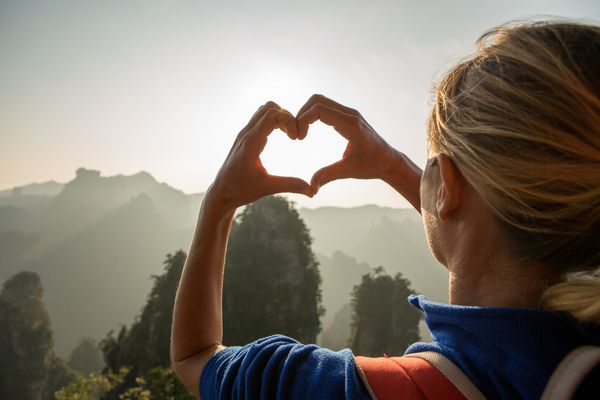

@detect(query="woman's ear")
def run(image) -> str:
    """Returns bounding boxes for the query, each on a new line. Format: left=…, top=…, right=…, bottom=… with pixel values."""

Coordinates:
left=436, top=154, right=462, bottom=220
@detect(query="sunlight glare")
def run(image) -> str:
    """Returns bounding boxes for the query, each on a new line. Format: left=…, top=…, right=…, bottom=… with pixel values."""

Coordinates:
left=260, top=121, right=347, bottom=184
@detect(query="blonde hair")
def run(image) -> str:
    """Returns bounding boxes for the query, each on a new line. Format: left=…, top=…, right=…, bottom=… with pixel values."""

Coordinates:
left=428, top=20, right=600, bottom=323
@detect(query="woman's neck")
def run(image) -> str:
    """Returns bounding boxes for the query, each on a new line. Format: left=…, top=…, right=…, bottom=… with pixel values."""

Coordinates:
left=448, top=259, right=556, bottom=308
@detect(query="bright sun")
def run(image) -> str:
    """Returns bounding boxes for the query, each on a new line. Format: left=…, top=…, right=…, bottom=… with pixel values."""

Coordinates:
left=260, top=122, right=348, bottom=183
left=237, top=61, right=348, bottom=183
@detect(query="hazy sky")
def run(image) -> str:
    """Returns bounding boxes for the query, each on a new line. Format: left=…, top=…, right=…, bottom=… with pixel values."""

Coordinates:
left=1, top=0, right=599, bottom=208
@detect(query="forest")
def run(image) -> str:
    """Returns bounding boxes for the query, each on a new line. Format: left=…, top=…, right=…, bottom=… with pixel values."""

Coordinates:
left=0, top=169, right=445, bottom=398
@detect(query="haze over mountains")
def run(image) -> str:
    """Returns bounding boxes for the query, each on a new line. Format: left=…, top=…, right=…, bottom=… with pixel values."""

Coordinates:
left=0, top=168, right=446, bottom=356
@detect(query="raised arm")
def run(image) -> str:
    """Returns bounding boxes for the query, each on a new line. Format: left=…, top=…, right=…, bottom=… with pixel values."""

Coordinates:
left=297, top=94, right=423, bottom=211
left=170, top=102, right=312, bottom=398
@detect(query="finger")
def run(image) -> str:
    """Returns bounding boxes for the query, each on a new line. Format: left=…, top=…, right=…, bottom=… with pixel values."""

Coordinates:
left=310, top=160, right=349, bottom=192
left=297, top=103, right=358, bottom=141
left=244, top=102, right=298, bottom=140
left=297, top=94, right=360, bottom=121
left=240, top=101, right=281, bottom=137
left=247, top=107, right=297, bottom=145
left=281, top=113, right=299, bottom=140
left=264, top=175, right=312, bottom=197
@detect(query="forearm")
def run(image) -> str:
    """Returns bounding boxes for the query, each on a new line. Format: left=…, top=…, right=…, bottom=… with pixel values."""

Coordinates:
left=171, top=192, right=235, bottom=363
left=381, top=149, right=423, bottom=212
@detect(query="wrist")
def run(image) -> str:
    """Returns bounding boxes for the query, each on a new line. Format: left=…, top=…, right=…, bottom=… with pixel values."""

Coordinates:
left=381, top=150, right=423, bottom=211
left=381, top=149, right=410, bottom=183
left=201, top=185, right=236, bottom=222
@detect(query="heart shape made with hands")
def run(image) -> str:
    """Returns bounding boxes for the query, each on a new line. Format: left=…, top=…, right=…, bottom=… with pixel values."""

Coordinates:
left=219, top=97, right=407, bottom=209
left=238, top=96, right=391, bottom=203
left=260, top=120, right=348, bottom=187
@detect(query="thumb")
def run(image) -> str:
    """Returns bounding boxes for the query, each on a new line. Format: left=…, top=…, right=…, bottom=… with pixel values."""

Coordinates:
left=265, top=175, right=313, bottom=197
left=310, top=160, right=349, bottom=193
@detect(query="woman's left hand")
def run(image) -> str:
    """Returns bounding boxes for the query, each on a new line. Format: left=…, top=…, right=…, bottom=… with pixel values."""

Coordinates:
left=205, top=101, right=313, bottom=214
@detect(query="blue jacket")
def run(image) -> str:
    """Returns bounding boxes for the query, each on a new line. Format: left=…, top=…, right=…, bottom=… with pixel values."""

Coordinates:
left=405, top=295, right=599, bottom=399
left=200, top=295, right=599, bottom=399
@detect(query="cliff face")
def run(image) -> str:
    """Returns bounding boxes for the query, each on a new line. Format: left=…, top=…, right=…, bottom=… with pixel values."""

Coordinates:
left=0, top=271, right=73, bottom=399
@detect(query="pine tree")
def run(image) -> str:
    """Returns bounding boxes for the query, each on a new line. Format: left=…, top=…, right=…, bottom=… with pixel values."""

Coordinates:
left=351, top=267, right=421, bottom=356
left=223, top=196, right=323, bottom=345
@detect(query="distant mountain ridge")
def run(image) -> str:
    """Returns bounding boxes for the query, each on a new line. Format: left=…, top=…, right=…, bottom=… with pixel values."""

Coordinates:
left=0, top=169, right=203, bottom=249
left=0, top=180, right=65, bottom=197
left=0, top=169, right=204, bottom=355
left=0, top=169, right=446, bottom=356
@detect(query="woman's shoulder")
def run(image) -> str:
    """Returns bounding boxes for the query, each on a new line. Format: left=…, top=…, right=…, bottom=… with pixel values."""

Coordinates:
left=200, top=334, right=371, bottom=400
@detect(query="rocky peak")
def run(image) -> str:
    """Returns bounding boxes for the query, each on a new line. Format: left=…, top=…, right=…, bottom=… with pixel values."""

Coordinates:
left=0, top=271, right=73, bottom=399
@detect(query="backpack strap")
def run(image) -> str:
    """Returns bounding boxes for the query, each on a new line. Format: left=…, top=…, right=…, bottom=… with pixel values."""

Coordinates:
left=541, top=345, right=600, bottom=400
left=405, top=352, right=485, bottom=400
left=355, top=352, right=481, bottom=400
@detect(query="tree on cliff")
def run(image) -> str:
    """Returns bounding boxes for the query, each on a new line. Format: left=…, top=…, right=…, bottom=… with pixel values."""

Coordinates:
left=99, top=251, right=191, bottom=398
left=0, top=271, right=74, bottom=399
left=223, top=195, right=323, bottom=345
left=350, top=267, right=421, bottom=356
left=89, top=196, right=321, bottom=397
left=102, top=251, right=186, bottom=374
left=68, top=337, right=104, bottom=374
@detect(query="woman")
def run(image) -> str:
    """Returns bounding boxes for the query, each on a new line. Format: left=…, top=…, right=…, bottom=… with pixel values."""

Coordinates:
left=170, top=21, right=600, bottom=399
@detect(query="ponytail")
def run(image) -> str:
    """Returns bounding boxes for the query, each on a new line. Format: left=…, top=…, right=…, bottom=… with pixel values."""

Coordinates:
left=542, top=276, right=600, bottom=324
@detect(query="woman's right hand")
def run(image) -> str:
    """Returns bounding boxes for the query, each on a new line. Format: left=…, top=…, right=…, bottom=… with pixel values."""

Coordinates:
left=296, top=94, right=422, bottom=210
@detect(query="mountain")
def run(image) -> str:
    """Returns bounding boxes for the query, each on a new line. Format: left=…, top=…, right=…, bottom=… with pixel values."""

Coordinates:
left=317, top=251, right=371, bottom=330
left=0, top=271, right=74, bottom=399
left=299, top=207, right=448, bottom=303
left=320, top=302, right=353, bottom=350
left=317, top=250, right=435, bottom=348
left=32, top=194, right=187, bottom=355
left=298, top=205, right=417, bottom=256
left=0, top=169, right=446, bottom=356
left=37, top=169, right=202, bottom=250
left=0, top=181, right=65, bottom=198
left=0, top=169, right=203, bottom=356
left=0, top=205, right=28, bottom=232
left=358, top=216, right=448, bottom=302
